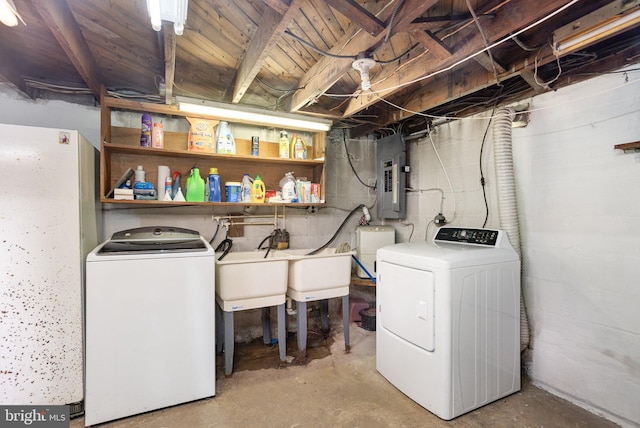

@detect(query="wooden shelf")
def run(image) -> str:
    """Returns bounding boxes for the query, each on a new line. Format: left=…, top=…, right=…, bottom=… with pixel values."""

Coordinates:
left=100, top=94, right=327, bottom=206
left=103, top=142, right=325, bottom=165
left=614, top=141, right=640, bottom=151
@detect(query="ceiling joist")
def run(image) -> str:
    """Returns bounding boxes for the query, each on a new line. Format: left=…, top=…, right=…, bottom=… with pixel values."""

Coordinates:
left=341, top=0, right=574, bottom=118
left=232, top=0, right=303, bottom=103
left=163, top=21, right=176, bottom=104
left=31, top=0, right=103, bottom=100
left=289, top=0, right=439, bottom=112
left=325, top=0, right=386, bottom=37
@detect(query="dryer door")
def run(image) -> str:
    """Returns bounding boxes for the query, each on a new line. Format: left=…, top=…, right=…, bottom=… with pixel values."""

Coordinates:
left=379, top=261, right=435, bottom=352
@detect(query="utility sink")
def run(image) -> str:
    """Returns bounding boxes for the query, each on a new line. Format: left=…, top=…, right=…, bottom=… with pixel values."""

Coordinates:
left=215, top=250, right=289, bottom=311
left=283, top=248, right=355, bottom=301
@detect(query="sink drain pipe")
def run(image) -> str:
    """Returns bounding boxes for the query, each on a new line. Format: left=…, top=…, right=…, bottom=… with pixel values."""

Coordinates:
left=493, top=107, right=530, bottom=352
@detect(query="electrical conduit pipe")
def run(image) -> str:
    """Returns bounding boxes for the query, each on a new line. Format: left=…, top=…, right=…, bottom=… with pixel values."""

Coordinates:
left=492, top=107, right=530, bottom=352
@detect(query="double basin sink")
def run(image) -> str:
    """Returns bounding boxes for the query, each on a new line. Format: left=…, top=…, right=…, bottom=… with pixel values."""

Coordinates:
left=215, top=248, right=354, bottom=311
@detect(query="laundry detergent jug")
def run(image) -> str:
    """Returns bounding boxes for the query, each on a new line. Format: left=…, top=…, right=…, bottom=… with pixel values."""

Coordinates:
left=186, top=167, right=205, bottom=202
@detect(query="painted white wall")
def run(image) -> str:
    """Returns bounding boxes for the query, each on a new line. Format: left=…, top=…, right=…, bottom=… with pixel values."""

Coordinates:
left=0, top=85, right=100, bottom=147
left=511, top=67, right=640, bottom=427
left=400, top=65, right=640, bottom=426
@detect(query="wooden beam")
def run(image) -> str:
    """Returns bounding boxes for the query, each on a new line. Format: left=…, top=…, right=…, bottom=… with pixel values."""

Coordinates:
left=163, top=21, right=176, bottom=104
left=355, top=62, right=506, bottom=134
left=341, top=0, right=573, bottom=118
left=325, top=0, right=385, bottom=37
left=289, top=0, right=439, bottom=112
left=232, top=0, right=303, bottom=103
left=32, top=0, right=103, bottom=100
left=473, top=51, right=506, bottom=73
left=410, top=30, right=452, bottom=60
left=519, top=70, right=547, bottom=93
left=262, top=0, right=290, bottom=16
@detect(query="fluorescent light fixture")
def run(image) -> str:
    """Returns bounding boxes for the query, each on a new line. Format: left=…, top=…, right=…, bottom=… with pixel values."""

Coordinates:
left=146, top=0, right=188, bottom=35
left=177, top=98, right=333, bottom=132
left=0, top=0, right=24, bottom=27
left=554, top=2, right=640, bottom=55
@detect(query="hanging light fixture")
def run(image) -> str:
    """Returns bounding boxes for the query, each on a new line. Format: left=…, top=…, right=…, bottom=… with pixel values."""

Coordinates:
left=0, top=0, right=25, bottom=27
left=146, top=0, right=188, bottom=35
left=352, top=52, right=377, bottom=91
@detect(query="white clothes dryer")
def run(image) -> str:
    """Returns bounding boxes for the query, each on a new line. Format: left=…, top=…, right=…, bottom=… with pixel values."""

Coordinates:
left=376, top=227, right=520, bottom=420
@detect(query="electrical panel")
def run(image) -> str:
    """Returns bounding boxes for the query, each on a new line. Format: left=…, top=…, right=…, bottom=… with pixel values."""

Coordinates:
left=376, top=133, right=406, bottom=219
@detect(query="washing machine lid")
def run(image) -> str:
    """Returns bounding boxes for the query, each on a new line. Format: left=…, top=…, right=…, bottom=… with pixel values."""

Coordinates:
left=97, top=226, right=207, bottom=255
left=378, top=227, right=519, bottom=269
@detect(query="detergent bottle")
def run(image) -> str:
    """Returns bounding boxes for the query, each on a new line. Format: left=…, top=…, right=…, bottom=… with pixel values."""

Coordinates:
left=185, top=167, right=205, bottom=202
left=251, top=174, right=266, bottom=203
left=279, top=172, right=297, bottom=202
left=215, top=121, right=236, bottom=154
left=278, top=131, right=289, bottom=158
left=208, top=168, right=221, bottom=202
left=241, top=173, right=253, bottom=202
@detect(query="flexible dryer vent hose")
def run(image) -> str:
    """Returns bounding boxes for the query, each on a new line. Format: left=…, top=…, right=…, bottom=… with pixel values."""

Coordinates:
left=493, top=107, right=530, bottom=352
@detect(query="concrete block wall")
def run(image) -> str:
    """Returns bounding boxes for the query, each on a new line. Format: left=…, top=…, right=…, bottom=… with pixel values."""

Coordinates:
left=511, top=67, right=640, bottom=427
left=378, top=66, right=640, bottom=426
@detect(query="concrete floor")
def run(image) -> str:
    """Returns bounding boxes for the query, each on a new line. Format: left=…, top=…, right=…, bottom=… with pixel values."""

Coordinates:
left=74, top=323, right=618, bottom=428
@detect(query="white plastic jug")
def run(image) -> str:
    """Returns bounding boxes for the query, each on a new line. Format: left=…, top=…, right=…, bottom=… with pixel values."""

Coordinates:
left=241, top=174, right=253, bottom=202
left=279, top=172, right=296, bottom=202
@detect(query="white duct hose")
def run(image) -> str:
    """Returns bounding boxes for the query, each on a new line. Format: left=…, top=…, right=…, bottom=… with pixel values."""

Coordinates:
left=492, top=107, right=530, bottom=352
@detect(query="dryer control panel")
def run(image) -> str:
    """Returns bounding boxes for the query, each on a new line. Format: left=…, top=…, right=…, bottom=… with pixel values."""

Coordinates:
left=434, top=227, right=500, bottom=246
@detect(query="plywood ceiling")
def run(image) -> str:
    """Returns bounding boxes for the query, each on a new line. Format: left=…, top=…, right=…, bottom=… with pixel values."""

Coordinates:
left=1, top=0, right=639, bottom=135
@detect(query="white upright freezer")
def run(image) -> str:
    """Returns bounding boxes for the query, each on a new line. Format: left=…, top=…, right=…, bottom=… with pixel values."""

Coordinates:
left=0, top=124, right=99, bottom=414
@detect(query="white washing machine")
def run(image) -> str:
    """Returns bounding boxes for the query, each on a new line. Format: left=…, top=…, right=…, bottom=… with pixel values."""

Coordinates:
left=376, top=227, right=520, bottom=420
left=85, top=227, right=216, bottom=426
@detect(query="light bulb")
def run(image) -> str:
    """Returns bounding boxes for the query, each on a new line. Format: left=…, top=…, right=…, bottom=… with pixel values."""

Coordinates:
left=352, top=57, right=376, bottom=91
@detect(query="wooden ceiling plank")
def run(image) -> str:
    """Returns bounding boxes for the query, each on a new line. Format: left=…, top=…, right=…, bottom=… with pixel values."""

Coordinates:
left=289, top=0, right=439, bottom=112
left=410, top=30, right=452, bottom=60
left=262, top=0, right=290, bottom=16
left=31, top=0, right=103, bottom=100
left=324, top=0, right=385, bottom=37
left=341, top=0, right=572, bottom=118
left=232, top=0, right=303, bottom=103
left=0, top=44, right=32, bottom=98
left=163, top=21, right=176, bottom=104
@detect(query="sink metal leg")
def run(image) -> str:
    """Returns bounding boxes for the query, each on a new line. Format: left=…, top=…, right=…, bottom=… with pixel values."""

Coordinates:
left=342, top=295, right=350, bottom=353
left=224, top=311, right=234, bottom=376
left=261, top=307, right=272, bottom=345
left=277, top=303, right=286, bottom=362
left=296, top=301, right=307, bottom=363
left=320, top=299, right=330, bottom=335
left=215, top=301, right=224, bottom=353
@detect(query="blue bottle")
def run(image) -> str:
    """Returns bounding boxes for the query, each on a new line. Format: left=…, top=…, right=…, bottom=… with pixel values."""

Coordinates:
left=208, top=168, right=221, bottom=202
